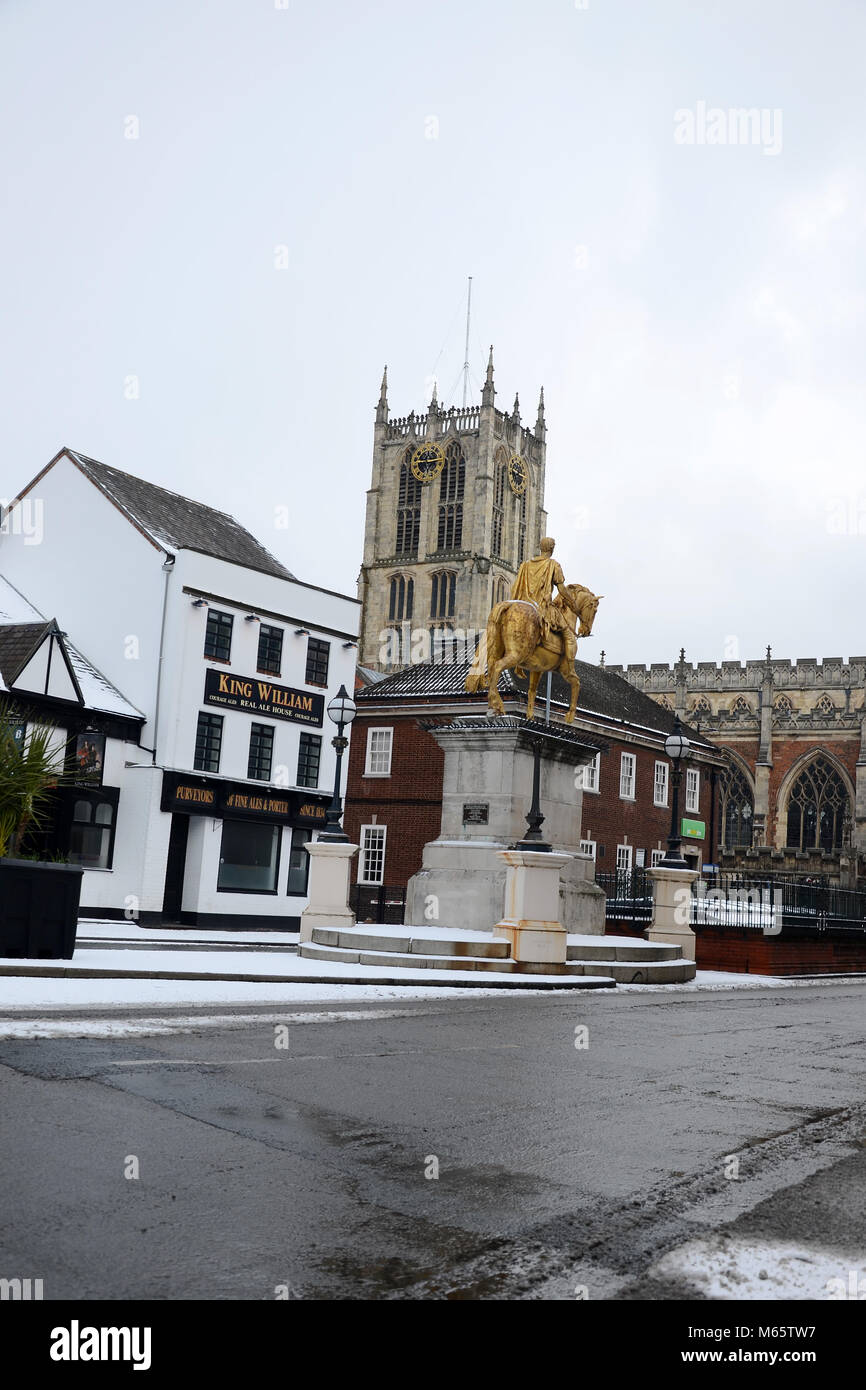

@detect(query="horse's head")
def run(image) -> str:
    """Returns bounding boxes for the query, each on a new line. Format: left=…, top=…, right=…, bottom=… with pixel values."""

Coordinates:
left=563, top=585, right=603, bottom=638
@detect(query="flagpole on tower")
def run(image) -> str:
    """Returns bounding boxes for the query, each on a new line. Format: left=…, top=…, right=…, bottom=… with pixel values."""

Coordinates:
left=462, top=276, right=472, bottom=407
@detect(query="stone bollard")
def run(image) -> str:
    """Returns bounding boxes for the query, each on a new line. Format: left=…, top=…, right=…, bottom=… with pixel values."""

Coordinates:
left=494, top=848, right=573, bottom=966
left=645, top=864, right=699, bottom=961
left=299, top=841, right=359, bottom=942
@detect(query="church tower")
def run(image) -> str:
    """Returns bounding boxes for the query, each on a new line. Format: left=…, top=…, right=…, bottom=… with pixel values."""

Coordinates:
left=357, top=350, right=548, bottom=669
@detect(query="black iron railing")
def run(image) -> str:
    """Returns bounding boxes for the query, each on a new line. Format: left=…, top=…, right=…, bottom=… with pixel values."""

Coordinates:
left=596, top=869, right=653, bottom=924
left=691, top=873, right=866, bottom=936
left=349, top=884, right=407, bottom=926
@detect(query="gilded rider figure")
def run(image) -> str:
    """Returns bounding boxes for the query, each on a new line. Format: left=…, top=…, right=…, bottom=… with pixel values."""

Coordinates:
left=510, top=537, right=568, bottom=646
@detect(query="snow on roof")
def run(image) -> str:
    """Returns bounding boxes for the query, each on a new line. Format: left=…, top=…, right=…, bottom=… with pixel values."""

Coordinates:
left=0, top=578, right=142, bottom=720
left=64, top=642, right=144, bottom=721
left=0, top=575, right=44, bottom=625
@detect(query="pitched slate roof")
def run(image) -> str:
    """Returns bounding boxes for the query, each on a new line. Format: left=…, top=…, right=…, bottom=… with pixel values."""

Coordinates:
left=356, top=658, right=716, bottom=749
left=0, top=615, right=143, bottom=720
left=63, top=451, right=295, bottom=581
left=0, top=623, right=51, bottom=688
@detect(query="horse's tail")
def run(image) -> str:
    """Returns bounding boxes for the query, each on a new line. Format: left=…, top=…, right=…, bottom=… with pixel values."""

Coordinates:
left=465, top=603, right=508, bottom=693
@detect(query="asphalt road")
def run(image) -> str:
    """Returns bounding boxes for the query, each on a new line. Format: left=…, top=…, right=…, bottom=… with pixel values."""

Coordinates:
left=2, top=981, right=866, bottom=1300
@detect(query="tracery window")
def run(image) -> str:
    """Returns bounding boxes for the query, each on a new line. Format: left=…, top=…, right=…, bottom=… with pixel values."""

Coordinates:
left=491, top=449, right=506, bottom=559
left=396, top=449, right=422, bottom=556
left=430, top=570, right=456, bottom=619
left=437, top=441, right=465, bottom=550
left=785, top=756, right=849, bottom=852
left=388, top=574, right=414, bottom=623
left=516, top=488, right=527, bottom=565
left=719, top=760, right=754, bottom=849
left=815, top=694, right=836, bottom=718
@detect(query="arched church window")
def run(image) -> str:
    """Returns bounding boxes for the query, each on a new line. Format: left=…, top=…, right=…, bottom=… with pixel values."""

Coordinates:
left=430, top=571, right=456, bottom=619
left=691, top=696, right=712, bottom=718
left=730, top=696, right=753, bottom=718
left=775, top=695, right=794, bottom=720
left=388, top=575, right=414, bottom=623
left=815, top=694, right=836, bottom=718
left=785, top=756, right=850, bottom=852
left=396, top=449, right=422, bottom=556
left=494, top=576, right=508, bottom=606
left=492, top=449, right=506, bottom=559
left=516, top=487, right=527, bottom=565
left=719, top=760, right=754, bottom=849
left=437, top=441, right=465, bottom=550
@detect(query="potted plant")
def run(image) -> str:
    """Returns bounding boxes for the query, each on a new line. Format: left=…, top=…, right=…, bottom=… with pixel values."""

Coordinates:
left=0, top=703, right=82, bottom=959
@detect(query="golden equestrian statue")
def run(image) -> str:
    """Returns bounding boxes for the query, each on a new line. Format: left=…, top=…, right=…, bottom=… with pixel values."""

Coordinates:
left=465, top=537, right=602, bottom=724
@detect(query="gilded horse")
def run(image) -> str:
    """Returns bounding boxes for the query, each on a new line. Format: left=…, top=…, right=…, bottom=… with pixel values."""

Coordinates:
left=465, top=584, right=602, bottom=724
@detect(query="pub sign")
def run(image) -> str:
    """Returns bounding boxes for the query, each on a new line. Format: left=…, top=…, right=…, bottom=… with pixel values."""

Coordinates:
left=203, top=669, right=324, bottom=727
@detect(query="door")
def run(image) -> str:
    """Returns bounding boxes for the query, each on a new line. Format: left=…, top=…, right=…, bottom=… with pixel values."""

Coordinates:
left=161, top=814, right=190, bottom=922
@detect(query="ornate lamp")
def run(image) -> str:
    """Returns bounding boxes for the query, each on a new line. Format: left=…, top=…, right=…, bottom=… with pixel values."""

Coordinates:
left=661, top=715, right=692, bottom=867
left=319, top=685, right=357, bottom=842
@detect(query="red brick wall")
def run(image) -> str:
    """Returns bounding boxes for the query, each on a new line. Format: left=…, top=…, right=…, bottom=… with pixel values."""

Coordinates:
left=695, top=929, right=866, bottom=975
left=580, top=740, right=718, bottom=870
left=344, top=715, right=445, bottom=885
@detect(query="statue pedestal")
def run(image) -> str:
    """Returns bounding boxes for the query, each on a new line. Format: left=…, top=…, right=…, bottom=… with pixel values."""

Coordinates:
left=299, top=841, right=358, bottom=942
left=405, top=716, right=606, bottom=935
left=494, top=848, right=572, bottom=964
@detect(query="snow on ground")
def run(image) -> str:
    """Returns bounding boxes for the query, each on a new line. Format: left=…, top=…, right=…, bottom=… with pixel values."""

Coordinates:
left=78, top=921, right=301, bottom=946
left=650, top=1235, right=866, bottom=1300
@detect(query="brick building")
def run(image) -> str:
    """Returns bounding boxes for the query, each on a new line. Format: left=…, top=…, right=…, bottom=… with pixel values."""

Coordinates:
left=344, top=658, right=724, bottom=911
left=614, top=651, right=866, bottom=884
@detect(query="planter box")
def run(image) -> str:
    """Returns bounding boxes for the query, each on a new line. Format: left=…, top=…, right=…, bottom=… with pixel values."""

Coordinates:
left=0, top=858, right=83, bottom=960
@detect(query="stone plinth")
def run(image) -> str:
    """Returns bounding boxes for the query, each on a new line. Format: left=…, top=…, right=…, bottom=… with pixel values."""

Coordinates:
left=644, top=863, right=699, bottom=961
left=300, top=841, right=359, bottom=942
left=405, top=716, right=606, bottom=935
left=494, top=848, right=572, bottom=964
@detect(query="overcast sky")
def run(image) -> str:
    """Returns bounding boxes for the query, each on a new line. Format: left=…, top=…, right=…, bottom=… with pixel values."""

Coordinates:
left=2, top=0, right=864, bottom=668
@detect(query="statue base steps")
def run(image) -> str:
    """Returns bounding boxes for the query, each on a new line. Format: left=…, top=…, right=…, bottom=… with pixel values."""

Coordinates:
left=298, top=925, right=696, bottom=985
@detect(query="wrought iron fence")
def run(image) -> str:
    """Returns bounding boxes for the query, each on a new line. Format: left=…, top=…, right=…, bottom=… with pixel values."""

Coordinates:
left=349, top=884, right=407, bottom=926
left=691, top=873, right=866, bottom=936
left=596, top=869, right=653, bottom=925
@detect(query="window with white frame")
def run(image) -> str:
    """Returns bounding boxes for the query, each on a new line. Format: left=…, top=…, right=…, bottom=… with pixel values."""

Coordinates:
left=654, top=760, right=669, bottom=807
left=359, top=825, right=387, bottom=884
left=619, top=752, right=636, bottom=800
left=364, top=727, right=393, bottom=776
left=577, top=752, right=600, bottom=793
left=616, top=843, right=633, bottom=871
left=651, top=849, right=665, bottom=866
left=635, top=848, right=646, bottom=867
left=686, top=767, right=700, bottom=813
left=580, top=838, right=596, bottom=861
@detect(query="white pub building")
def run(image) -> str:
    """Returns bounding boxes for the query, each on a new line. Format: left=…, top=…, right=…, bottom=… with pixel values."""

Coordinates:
left=1, top=449, right=360, bottom=929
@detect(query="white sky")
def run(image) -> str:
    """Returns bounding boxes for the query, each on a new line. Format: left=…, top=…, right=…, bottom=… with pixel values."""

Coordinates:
left=1, top=0, right=864, bottom=667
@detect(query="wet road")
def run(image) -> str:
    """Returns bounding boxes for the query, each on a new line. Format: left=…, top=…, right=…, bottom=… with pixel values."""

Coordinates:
left=1, top=982, right=866, bottom=1299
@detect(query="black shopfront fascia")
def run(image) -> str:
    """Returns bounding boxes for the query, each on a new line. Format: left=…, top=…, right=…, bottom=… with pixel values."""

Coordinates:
left=160, top=770, right=330, bottom=829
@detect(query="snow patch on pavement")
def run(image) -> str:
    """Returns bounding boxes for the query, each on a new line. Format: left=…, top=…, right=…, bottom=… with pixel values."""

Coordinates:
left=650, top=1235, right=866, bottom=1300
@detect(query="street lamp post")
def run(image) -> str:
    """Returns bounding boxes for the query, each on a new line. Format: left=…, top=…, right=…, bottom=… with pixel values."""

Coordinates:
left=513, top=733, right=551, bottom=851
left=319, top=684, right=357, bottom=843
left=661, top=714, right=692, bottom=868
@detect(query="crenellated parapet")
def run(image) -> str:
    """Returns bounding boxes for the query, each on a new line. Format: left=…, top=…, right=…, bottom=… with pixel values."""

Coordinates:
left=609, top=657, right=866, bottom=692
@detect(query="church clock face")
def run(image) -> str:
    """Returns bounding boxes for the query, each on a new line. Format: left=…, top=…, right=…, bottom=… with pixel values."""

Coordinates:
left=410, top=442, right=446, bottom=483
left=508, top=454, right=528, bottom=496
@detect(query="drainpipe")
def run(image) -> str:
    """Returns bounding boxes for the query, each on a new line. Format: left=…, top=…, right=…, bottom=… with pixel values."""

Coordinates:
left=150, top=554, right=175, bottom=764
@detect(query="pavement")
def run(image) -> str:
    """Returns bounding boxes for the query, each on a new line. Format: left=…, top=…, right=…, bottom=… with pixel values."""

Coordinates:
left=0, top=919, right=807, bottom=1006
left=2, top=978, right=866, bottom=1299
